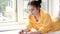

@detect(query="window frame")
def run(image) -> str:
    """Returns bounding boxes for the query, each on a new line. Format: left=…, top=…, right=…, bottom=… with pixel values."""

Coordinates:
left=0, top=0, right=24, bottom=31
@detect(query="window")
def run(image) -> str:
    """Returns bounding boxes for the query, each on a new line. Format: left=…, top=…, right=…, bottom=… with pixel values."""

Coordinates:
left=0, top=0, right=17, bottom=22
left=0, top=0, right=19, bottom=31
left=41, top=0, right=49, bottom=12
left=49, top=0, right=59, bottom=17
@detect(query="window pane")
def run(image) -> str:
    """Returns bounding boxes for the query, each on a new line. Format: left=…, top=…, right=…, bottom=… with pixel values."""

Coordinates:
left=0, top=0, right=17, bottom=22
left=24, top=0, right=29, bottom=18
left=23, top=0, right=29, bottom=23
left=42, top=0, right=48, bottom=11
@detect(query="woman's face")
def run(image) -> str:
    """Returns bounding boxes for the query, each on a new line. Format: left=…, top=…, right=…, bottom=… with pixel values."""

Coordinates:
left=28, top=5, right=39, bottom=15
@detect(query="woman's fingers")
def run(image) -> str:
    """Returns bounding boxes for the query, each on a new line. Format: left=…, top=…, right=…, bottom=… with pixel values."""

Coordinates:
left=19, top=30, right=24, bottom=34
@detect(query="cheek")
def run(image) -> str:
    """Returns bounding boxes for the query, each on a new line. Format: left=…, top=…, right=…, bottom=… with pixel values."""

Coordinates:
left=33, top=10, right=36, bottom=13
left=31, top=11, right=37, bottom=15
left=31, top=10, right=37, bottom=14
left=33, top=10, right=37, bottom=13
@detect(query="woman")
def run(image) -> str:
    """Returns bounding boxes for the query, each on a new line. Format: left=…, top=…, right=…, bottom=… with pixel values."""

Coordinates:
left=19, top=0, right=60, bottom=34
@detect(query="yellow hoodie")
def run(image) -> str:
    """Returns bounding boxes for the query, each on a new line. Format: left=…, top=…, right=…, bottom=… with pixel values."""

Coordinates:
left=26, top=9, right=60, bottom=34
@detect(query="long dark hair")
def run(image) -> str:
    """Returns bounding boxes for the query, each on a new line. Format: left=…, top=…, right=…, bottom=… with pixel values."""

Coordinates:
left=28, top=0, right=42, bottom=8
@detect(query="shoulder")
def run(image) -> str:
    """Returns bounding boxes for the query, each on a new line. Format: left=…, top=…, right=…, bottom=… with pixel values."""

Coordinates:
left=40, top=9, right=50, bottom=17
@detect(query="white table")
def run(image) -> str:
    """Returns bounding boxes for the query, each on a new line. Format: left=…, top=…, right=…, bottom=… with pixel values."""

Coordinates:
left=0, top=30, right=20, bottom=34
left=47, top=30, right=60, bottom=34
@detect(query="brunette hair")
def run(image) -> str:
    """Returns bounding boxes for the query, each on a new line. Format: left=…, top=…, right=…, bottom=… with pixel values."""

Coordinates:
left=28, top=0, right=42, bottom=8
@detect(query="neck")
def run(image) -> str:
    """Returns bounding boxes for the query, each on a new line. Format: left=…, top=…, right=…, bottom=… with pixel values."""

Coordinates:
left=37, top=9, right=40, bottom=16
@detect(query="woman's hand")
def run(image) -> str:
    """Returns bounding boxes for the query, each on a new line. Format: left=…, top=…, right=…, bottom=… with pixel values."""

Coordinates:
left=19, top=30, right=24, bottom=34
left=19, top=29, right=41, bottom=34
left=19, top=29, right=30, bottom=34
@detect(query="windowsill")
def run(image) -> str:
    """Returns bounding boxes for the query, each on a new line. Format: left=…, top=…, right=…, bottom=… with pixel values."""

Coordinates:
left=0, top=23, right=26, bottom=32
left=0, top=28, right=60, bottom=34
left=0, top=29, right=20, bottom=34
